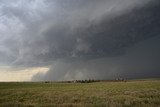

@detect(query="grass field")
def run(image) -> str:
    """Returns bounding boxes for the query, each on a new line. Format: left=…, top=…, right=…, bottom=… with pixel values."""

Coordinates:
left=0, top=79, right=160, bottom=107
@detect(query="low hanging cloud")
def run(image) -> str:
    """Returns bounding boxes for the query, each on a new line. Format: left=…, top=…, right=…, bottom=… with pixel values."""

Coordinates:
left=0, top=0, right=160, bottom=81
left=32, top=36, right=160, bottom=81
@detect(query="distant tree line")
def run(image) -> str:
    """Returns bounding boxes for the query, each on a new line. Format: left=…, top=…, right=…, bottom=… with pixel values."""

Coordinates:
left=43, top=78, right=127, bottom=83
left=72, top=79, right=100, bottom=83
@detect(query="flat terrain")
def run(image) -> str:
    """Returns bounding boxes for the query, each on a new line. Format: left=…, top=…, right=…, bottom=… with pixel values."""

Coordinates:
left=0, top=79, right=160, bottom=107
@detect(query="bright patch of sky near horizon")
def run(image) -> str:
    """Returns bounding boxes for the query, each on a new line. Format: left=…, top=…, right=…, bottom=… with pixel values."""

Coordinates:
left=0, top=67, right=49, bottom=81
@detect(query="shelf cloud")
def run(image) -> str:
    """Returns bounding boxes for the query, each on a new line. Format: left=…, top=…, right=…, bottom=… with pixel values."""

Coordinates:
left=0, top=0, right=160, bottom=81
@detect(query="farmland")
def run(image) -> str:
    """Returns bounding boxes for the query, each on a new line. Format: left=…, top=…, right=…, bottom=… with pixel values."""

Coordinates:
left=0, top=79, right=160, bottom=107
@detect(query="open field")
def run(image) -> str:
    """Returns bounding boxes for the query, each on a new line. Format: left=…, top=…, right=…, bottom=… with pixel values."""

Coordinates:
left=0, top=79, right=160, bottom=107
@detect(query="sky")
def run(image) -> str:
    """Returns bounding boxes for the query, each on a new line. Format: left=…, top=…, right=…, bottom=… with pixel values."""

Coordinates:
left=0, top=0, right=160, bottom=81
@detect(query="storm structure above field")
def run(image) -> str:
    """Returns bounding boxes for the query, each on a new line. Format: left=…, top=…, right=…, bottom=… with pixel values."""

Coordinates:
left=0, top=0, right=160, bottom=81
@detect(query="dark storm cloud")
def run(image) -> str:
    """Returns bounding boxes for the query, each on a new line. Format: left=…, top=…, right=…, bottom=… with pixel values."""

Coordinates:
left=0, top=0, right=160, bottom=80
left=33, top=36, right=160, bottom=81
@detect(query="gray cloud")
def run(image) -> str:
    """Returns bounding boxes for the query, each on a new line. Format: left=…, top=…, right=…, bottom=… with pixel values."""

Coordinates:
left=0, top=0, right=160, bottom=80
left=33, top=35, right=160, bottom=81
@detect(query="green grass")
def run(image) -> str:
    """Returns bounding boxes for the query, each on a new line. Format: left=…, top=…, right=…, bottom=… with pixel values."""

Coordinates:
left=0, top=79, right=160, bottom=107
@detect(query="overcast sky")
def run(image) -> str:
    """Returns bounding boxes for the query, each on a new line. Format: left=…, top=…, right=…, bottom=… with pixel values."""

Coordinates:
left=0, top=0, right=160, bottom=81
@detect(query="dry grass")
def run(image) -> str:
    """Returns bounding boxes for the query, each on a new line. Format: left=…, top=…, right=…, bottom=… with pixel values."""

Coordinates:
left=0, top=79, right=160, bottom=107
